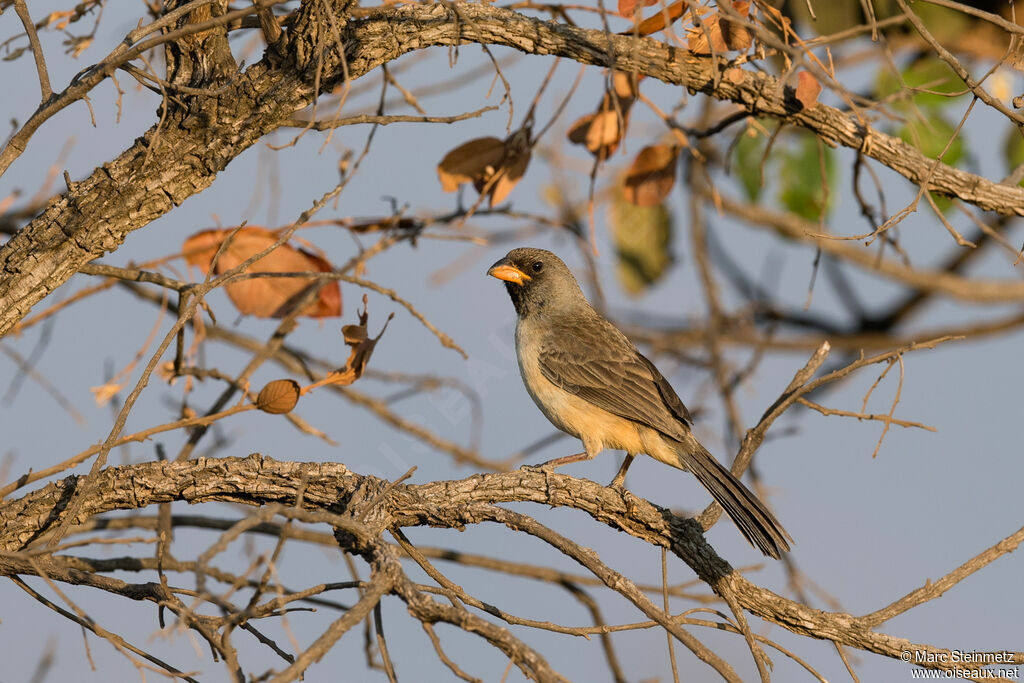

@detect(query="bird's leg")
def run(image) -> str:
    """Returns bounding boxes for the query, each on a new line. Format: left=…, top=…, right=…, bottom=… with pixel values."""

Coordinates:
left=528, top=451, right=593, bottom=471
left=609, top=453, right=636, bottom=489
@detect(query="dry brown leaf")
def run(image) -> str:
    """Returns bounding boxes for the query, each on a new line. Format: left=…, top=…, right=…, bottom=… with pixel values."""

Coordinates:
left=476, top=129, right=532, bottom=207
left=624, top=145, right=679, bottom=207
left=568, top=106, right=630, bottom=158
left=584, top=110, right=624, bottom=154
left=437, top=137, right=506, bottom=193
left=721, top=1, right=752, bottom=49
left=157, top=362, right=176, bottom=383
left=611, top=70, right=641, bottom=103
left=618, top=0, right=658, bottom=19
left=567, top=72, right=638, bottom=159
left=568, top=112, right=598, bottom=145
left=438, top=132, right=531, bottom=207
left=303, top=296, right=394, bottom=393
left=90, top=381, right=125, bottom=407
left=795, top=70, right=822, bottom=108
left=631, top=0, right=687, bottom=37
left=686, top=2, right=752, bottom=54
left=257, top=379, right=301, bottom=414
left=42, top=10, right=74, bottom=30
left=69, top=37, right=93, bottom=58
left=182, top=227, right=342, bottom=319
left=486, top=148, right=531, bottom=206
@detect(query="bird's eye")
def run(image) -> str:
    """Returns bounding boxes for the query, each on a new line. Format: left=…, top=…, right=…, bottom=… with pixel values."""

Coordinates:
left=531, top=261, right=544, bottom=273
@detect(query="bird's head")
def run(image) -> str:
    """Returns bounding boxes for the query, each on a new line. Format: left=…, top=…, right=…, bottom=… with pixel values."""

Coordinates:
left=487, top=247, right=586, bottom=317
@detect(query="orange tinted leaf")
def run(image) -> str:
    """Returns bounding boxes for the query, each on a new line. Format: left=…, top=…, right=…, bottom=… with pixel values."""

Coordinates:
left=686, top=26, right=710, bottom=54
left=475, top=130, right=532, bottom=207
left=90, top=381, right=126, bottom=407
left=568, top=108, right=628, bottom=157
left=632, top=0, right=687, bottom=37
left=437, top=137, right=506, bottom=192
left=687, top=2, right=751, bottom=53
left=182, top=229, right=227, bottom=270
left=611, top=70, right=641, bottom=102
left=589, top=109, right=626, bottom=154
left=720, top=18, right=751, bottom=50
left=301, top=250, right=343, bottom=318
left=795, top=70, right=822, bottom=108
left=439, top=132, right=531, bottom=206
left=487, top=148, right=531, bottom=207
left=619, top=0, right=659, bottom=18
left=257, top=379, right=300, bottom=414
left=624, top=145, right=679, bottom=206
left=303, top=296, right=394, bottom=393
left=340, top=298, right=392, bottom=380
left=342, top=322, right=368, bottom=345
left=568, top=112, right=597, bottom=145
left=182, top=227, right=342, bottom=319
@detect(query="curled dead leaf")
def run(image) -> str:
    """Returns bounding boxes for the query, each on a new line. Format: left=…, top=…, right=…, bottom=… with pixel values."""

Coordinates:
left=90, top=381, right=125, bottom=407
left=302, top=295, right=394, bottom=393
left=568, top=74, right=638, bottom=158
left=686, top=1, right=752, bottom=54
left=157, top=362, right=176, bottom=383
left=437, top=130, right=532, bottom=207
left=611, top=70, right=641, bottom=103
left=478, top=129, right=532, bottom=207
left=630, top=0, right=687, bottom=37
left=437, top=137, right=506, bottom=193
left=618, top=0, right=660, bottom=18
left=257, top=379, right=301, bottom=414
left=568, top=103, right=632, bottom=158
left=795, top=70, right=822, bottom=109
left=624, top=145, right=679, bottom=207
left=182, top=227, right=341, bottom=319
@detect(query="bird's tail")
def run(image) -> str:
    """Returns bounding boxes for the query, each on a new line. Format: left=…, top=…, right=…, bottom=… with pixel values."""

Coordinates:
left=678, top=442, right=792, bottom=559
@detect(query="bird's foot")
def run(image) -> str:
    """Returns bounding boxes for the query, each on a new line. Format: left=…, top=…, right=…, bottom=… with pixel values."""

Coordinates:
left=608, top=474, right=627, bottom=490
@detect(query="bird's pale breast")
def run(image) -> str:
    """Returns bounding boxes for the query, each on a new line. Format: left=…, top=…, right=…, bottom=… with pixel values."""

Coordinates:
left=515, top=317, right=682, bottom=465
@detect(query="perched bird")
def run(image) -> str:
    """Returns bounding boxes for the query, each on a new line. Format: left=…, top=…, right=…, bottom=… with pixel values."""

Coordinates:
left=487, top=247, right=792, bottom=558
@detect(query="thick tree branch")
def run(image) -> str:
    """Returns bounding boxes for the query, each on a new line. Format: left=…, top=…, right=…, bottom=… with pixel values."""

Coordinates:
left=4, top=4, right=1024, bottom=337
left=2, top=454, right=1019, bottom=677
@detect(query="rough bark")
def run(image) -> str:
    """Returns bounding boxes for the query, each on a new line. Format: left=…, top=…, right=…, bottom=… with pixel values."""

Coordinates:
left=2, top=3, right=1024, bottom=337
left=2, top=453, right=1016, bottom=674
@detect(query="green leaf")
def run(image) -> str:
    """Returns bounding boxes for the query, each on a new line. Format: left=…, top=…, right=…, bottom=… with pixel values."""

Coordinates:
left=778, top=133, right=836, bottom=222
left=914, top=4, right=971, bottom=45
left=897, top=113, right=963, bottom=166
left=608, top=190, right=672, bottom=296
left=928, top=191, right=953, bottom=215
left=1004, top=126, right=1024, bottom=186
left=733, top=125, right=769, bottom=202
left=876, top=57, right=966, bottom=109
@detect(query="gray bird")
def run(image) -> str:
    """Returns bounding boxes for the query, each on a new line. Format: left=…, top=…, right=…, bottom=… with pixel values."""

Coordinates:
left=488, top=247, right=792, bottom=558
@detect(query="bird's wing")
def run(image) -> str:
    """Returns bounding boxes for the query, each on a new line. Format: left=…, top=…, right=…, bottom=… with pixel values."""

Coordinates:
left=537, top=317, right=692, bottom=440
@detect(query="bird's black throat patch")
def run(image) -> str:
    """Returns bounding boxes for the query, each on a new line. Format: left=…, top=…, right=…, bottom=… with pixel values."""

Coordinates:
left=504, top=281, right=543, bottom=317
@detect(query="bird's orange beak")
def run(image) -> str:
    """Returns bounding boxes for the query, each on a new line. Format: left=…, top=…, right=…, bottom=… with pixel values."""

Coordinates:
left=487, top=261, right=531, bottom=286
